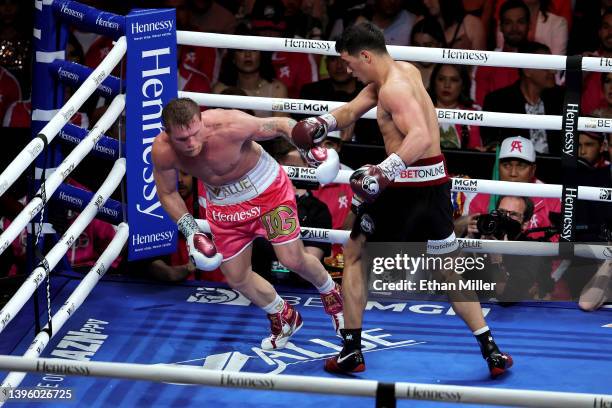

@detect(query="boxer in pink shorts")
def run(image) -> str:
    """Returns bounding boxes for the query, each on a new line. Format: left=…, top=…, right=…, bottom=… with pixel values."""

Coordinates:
left=152, top=98, right=343, bottom=350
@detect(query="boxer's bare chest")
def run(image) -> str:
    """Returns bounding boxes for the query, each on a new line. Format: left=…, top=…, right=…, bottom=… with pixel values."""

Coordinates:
left=376, top=97, right=405, bottom=154
left=175, top=132, right=259, bottom=186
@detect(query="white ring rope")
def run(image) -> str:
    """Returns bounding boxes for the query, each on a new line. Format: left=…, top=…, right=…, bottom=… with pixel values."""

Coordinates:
left=0, top=223, right=128, bottom=405
left=276, top=165, right=611, bottom=204
left=195, top=220, right=611, bottom=261
left=0, top=355, right=609, bottom=408
left=177, top=31, right=612, bottom=72
left=0, top=94, right=125, bottom=258
left=180, top=91, right=612, bottom=134
left=0, top=36, right=127, bottom=198
left=0, top=158, right=126, bottom=335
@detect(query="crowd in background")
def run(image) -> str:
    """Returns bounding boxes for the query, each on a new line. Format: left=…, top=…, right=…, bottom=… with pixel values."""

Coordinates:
left=0, top=0, right=610, bottom=308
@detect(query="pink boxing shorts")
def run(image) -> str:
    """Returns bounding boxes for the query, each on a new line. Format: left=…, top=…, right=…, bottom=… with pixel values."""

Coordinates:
left=205, top=150, right=301, bottom=261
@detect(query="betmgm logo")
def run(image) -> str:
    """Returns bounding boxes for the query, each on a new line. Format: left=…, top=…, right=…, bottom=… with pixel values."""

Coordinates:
left=187, top=287, right=252, bottom=306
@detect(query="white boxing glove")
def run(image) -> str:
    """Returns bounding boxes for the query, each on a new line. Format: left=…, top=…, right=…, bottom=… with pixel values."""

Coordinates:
left=177, top=213, right=223, bottom=271
left=300, top=146, right=340, bottom=185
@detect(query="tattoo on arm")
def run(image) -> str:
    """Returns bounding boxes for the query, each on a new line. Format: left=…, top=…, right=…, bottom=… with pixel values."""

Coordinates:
left=259, top=118, right=296, bottom=138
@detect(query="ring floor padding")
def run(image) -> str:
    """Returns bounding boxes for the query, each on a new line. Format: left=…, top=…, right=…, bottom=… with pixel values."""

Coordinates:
left=2, top=274, right=611, bottom=407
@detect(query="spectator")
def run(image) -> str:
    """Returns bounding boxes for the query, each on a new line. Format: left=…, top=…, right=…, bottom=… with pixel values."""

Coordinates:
left=189, top=0, right=237, bottom=34
left=474, top=0, right=529, bottom=107
left=463, top=136, right=561, bottom=241
left=213, top=47, right=288, bottom=117
left=249, top=0, right=318, bottom=98
left=591, top=72, right=612, bottom=119
left=0, top=0, right=31, bottom=92
left=0, top=66, right=21, bottom=124
left=579, top=131, right=610, bottom=169
left=328, top=3, right=373, bottom=42
left=423, top=0, right=486, bottom=50
left=428, top=64, right=482, bottom=149
left=578, top=259, right=611, bottom=311
left=482, top=42, right=563, bottom=153
left=166, top=0, right=218, bottom=94
left=410, top=17, right=447, bottom=89
left=494, top=0, right=571, bottom=55
left=312, top=131, right=354, bottom=271
left=298, top=54, right=382, bottom=144
left=369, top=0, right=417, bottom=46
left=144, top=170, right=225, bottom=282
left=462, top=0, right=495, bottom=40
left=465, top=195, right=554, bottom=301
left=282, top=0, right=324, bottom=39
left=4, top=34, right=88, bottom=128
left=582, top=9, right=612, bottom=116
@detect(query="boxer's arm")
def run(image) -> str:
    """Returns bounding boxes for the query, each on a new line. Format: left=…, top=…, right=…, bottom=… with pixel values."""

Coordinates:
left=330, top=83, right=377, bottom=128
left=291, top=84, right=377, bottom=149
left=152, top=140, right=188, bottom=222
left=382, top=86, right=432, bottom=166
left=251, top=117, right=297, bottom=141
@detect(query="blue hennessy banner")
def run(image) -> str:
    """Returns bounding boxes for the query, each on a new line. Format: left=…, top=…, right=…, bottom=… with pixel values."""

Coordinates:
left=125, top=8, right=177, bottom=260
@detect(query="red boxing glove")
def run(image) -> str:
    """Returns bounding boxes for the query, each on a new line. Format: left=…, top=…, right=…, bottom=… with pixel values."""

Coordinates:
left=291, top=113, right=337, bottom=149
left=177, top=213, right=223, bottom=271
left=300, top=146, right=340, bottom=184
left=349, top=153, right=406, bottom=204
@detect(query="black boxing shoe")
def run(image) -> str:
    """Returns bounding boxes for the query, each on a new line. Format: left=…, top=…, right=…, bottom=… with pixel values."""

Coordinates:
left=324, top=349, right=365, bottom=373
left=486, top=352, right=513, bottom=378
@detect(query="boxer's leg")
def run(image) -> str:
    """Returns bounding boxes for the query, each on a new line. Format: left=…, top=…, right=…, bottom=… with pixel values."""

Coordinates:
left=274, top=239, right=344, bottom=334
left=221, top=244, right=302, bottom=350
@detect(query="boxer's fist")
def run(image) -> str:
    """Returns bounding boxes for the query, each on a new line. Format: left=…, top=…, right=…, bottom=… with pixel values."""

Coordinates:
left=349, top=153, right=406, bottom=204
left=291, top=113, right=337, bottom=149
left=301, top=146, right=340, bottom=184
left=349, top=165, right=392, bottom=204
left=186, top=232, right=223, bottom=271
left=177, top=213, right=223, bottom=271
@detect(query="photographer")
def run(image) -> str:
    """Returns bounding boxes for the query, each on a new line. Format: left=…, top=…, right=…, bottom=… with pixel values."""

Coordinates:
left=466, top=195, right=554, bottom=301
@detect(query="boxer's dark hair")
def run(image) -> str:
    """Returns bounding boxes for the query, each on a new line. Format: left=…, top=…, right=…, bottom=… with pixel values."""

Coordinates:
left=335, top=21, right=387, bottom=56
left=162, top=98, right=200, bottom=132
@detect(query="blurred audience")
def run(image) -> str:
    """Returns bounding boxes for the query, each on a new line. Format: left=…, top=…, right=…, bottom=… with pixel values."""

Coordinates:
left=495, top=0, right=568, bottom=56
left=410, top=16, right=447, bottom=89
left=249, top=0, right=318, bottom=98
left=428, top=64, right=482, bottom=150
left=474, top=0, right=529, bottom=107
left=214, top=47, right=288, bottom=117
left=422, top=0, right=486, bottom=50
left=482, top=42, right=563, bottom=153
left=189, top=0, right=237, bottom=34
left=461, top=136, right=561, bottom=241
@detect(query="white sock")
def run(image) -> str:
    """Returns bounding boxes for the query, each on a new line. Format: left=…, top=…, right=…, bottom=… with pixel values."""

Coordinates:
left=472, top=326, right=490, bottom=336
left=316, top=275, right=335, bottom=294
left=262, top=295, right=284, bottom=314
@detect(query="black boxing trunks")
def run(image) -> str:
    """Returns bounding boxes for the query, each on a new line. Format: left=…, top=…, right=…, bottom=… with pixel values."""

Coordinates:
left=352, top=155, right=458, bottom=254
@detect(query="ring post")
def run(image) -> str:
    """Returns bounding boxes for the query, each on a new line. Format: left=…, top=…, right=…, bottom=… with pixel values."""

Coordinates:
left=125, top=9, right=178, bottom=260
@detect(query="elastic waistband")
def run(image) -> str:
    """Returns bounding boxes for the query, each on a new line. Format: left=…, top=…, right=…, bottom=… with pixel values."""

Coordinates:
left=206, top=150, right=279, bottom=205
left=392, top=154, right=449, bottom=187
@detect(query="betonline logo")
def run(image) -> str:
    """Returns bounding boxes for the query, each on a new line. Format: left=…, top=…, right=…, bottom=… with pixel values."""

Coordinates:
left=131, top=20, right=174, bottom=34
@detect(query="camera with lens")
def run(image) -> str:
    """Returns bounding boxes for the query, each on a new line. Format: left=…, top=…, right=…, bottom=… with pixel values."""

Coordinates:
left=476, top=210, right=522, bottom=240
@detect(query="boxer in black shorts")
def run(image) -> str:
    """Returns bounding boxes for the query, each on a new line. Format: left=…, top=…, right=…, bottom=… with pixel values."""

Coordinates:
left=292, top=22, right=512, bottom=378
